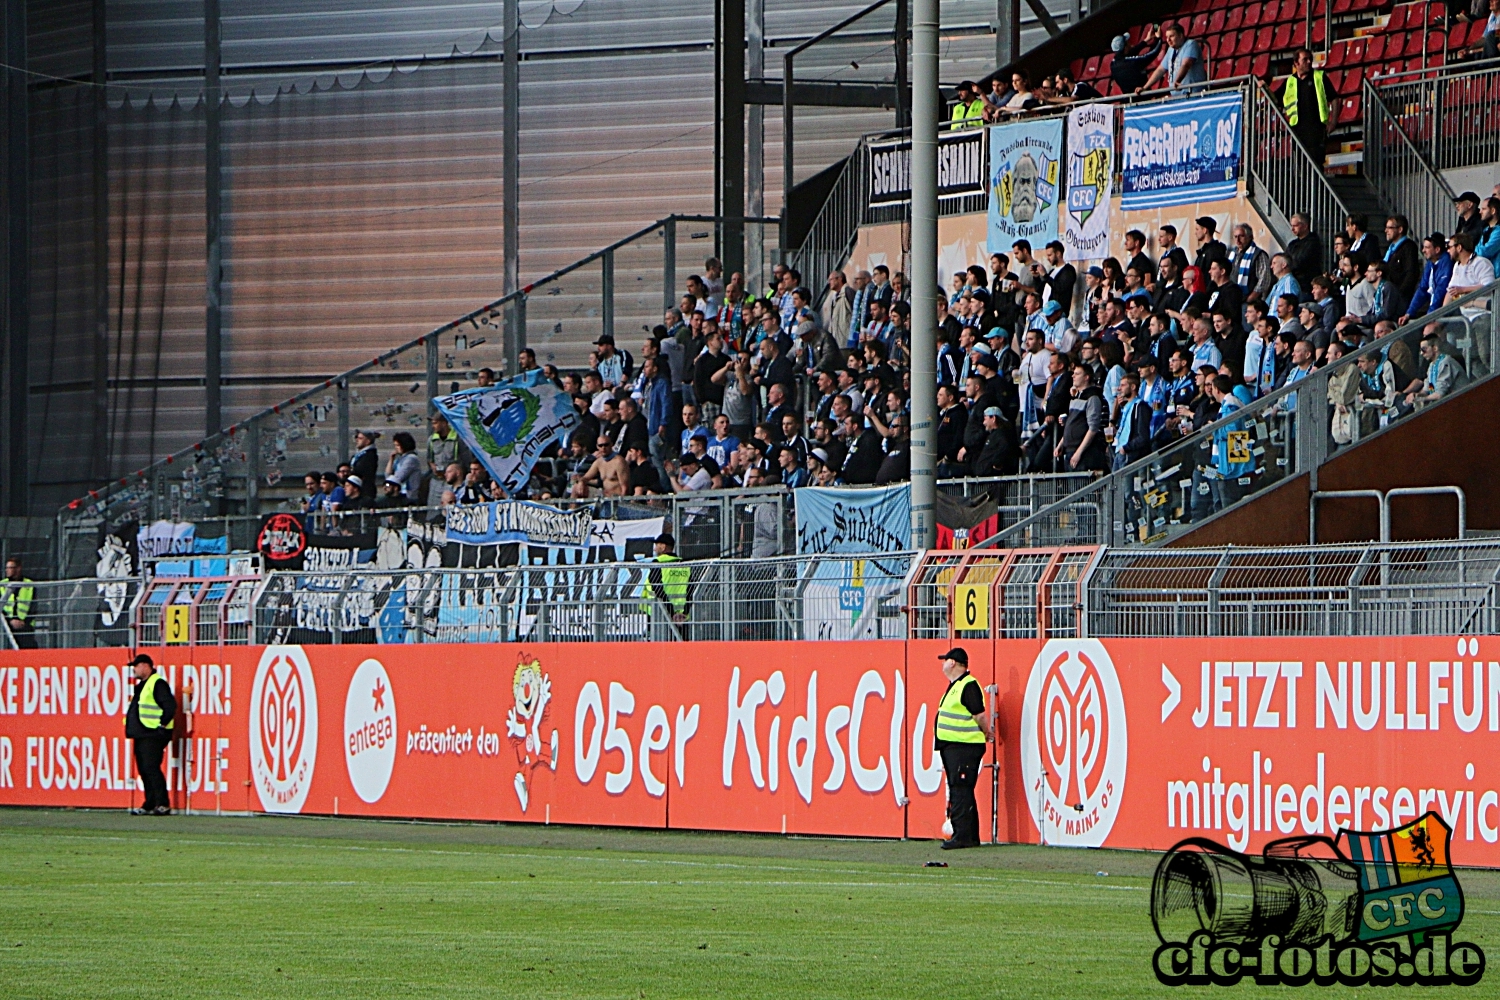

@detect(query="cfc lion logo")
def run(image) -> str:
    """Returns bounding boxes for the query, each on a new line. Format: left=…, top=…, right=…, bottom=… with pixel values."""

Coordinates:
left=505, top=653, right=558, bottom=812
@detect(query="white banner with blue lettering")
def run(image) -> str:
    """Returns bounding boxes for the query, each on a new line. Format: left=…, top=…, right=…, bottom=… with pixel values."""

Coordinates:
left=1120, top=90, right=1242, bottom=209
left=986, top=118, right=1062, bottom=251
left=793, top=484, right=911, bottom=555
left=1061, top=103, right=1115, bottom=262
left=432, top=369, right=579, bottom=498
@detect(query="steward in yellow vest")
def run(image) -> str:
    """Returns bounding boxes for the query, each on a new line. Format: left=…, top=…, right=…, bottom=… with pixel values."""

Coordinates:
left=1282, top=49, right=1332, bottom=161
left=935, top=647, right=992, bottom=849
left=644, top=532, right=691, bottom=622
left=948, top=82, right=985, bottom=130
left=126, top=653, right=177, bottom=816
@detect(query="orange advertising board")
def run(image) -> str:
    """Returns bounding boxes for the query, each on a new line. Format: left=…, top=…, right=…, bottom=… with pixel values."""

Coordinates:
left=2, top=637, right=1498, bottom=866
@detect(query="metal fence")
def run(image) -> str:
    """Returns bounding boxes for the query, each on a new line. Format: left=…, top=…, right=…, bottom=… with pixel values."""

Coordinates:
left=0, top=578, right=139, bottom=650
left=978, top=278, right=1500, bottom=551
left=1084, top=539, right=1500, bottom=637
left=252, top=552, right=917, bottom=645
left=1363, top=77, right=1456, bottom=248
left=1372, top=60, right=1500, bottom=176
left=1245, top=77, right=1349, bottom=273
left=53, top=215, right=781, bottom=578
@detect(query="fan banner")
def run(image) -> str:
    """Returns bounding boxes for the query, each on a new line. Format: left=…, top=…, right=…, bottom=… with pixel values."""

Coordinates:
left=987, top=117, right=1063, bottom=251
left=1120, top=90, right=1243, bottom=209
left=431, top=369, right=579, bottom=498
left=2, top=637, right=1497, bottom=866
left=1061, top=103, right=1115, bottom=262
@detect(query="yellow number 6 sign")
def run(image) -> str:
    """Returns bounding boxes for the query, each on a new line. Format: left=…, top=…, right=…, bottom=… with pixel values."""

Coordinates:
left=165, top=604, right=190, bottom=645
left=953, top=583, right=989, bottom=632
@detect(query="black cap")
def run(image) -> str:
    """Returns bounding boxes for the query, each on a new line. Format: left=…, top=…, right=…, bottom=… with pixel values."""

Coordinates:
left=1455, top=191, right=1480, bottom=204
left=938, top=647, right=969, bottom=666
left=594, top=333, right=615, bottom=345
left=654, top=532, right=675, bottom=548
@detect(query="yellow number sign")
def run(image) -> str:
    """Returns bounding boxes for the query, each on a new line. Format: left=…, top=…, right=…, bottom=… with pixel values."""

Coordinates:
left=165, top=604, right=190, bottom=645
left=953, top=583, right=989, bottom=632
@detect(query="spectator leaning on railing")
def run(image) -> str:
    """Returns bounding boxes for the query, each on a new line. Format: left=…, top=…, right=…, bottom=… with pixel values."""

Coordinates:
left=1138, top=21, right=1207, bottom=97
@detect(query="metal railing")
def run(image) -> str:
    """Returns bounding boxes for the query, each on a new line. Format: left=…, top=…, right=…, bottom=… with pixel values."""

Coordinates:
left=977, top=277, right=1500, bottom=550
left=0, top=578, right=141, bottom=650
left=1373, top=59, right=1500, bottom=175
left=1084, top=539, right=1500, bottom=637
left=54, top=215, right=782, bottom=579
left=252, top=551, right=917, bottom=645
left=1245, top=78, right=1350, bottom=272
left=1362, top=77, right=1457, bottom=247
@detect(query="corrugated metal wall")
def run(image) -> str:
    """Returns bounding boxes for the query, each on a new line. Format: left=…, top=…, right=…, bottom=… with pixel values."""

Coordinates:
left=26, top=0, right=1076, bottom=511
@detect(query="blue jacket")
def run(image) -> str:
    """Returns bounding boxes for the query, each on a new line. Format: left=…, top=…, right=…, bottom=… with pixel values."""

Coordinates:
left=645, top=375, right=673, bottom=437
left=1478, top=225, right=1500, bottom=270
left=1406, top=253, right=1453, bottom=318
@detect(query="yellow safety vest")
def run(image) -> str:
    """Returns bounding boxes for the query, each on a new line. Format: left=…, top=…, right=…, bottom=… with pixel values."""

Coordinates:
left=644, top=554, right=689, bottom=614
left=2, top=579, right=33, bottom=621
left=136, top=673, right=173, bottom=731
left=1282, top=71, right=1330, bottom=126
left=936, top=674, right=986, bottom=744
left=948, top=98, right=984, bottom=130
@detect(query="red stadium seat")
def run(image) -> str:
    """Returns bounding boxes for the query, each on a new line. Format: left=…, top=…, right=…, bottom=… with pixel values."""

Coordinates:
left=1367, top=35, right=1387, bottom=62
left=1252, top=52, right=1270, bottom=76
left=1348, top=37, right=1366, bottom=62
left=1338, top=96, right=1362, bottom=124
left=1257, top=25, right=1275, bottom=50
left=1192, top=13, right=1211, bottom=36
left=1227, top=7, right=1244, bottom=30
left=1291, top=20, right=1306, bottom=47
left=1233, top=56, right=1251, bottom=76
left=1384, top=33, right=1405, bottom=58
left=1334, top=0, right=1354, bottom=13
left=1293, top=0, right=1309, bottom=19
left=1273, top=23, right=1293, bottom=49
left=1100, top=53, right=1113, bottom=77
left=1244, top=1, right=1264, bottom=24
left=1241, top=30, right=1260, bottom=55
left=1467, top=19, right=1487, bottom=44
left=1427, top=30, right=1445, bottom=54
left=1082, top=56, right=1099, bottom=78
left=1346, top=64, right=1366, bottom=88
left=1329, top=39, right=1351, bottom=64
left=1447, top=22, right=1465, bottom=49
left=1313, top=18, right=1326, bottom=44
left=1217, top=30, right=1237, bottom=56
left=1329, top=69, right=1347, bottom=90
left=1209, top=8, right=1227, bottom=32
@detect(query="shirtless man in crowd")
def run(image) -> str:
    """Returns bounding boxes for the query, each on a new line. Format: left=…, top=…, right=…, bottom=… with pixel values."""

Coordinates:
left=572, top=437, right=630, bottom=497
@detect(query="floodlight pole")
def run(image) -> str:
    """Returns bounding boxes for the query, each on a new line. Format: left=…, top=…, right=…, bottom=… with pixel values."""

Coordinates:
left=908, top=0, right=938, bottom=549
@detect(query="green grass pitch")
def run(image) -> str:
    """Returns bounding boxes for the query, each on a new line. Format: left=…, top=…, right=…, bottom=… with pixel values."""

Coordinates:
left=2, top=809, right=1497, bottom=998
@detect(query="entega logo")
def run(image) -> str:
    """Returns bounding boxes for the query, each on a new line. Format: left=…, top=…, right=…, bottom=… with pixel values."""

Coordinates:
left=1152, top=813, right=1486, bottom=987
left=344, top=658, right=396, bottom=804
left=249, top=645, right=319, bottom=813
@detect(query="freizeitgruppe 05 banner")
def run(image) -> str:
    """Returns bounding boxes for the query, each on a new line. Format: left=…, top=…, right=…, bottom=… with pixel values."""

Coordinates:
left=432, top=369, right=579, bottom=498
left=1061, top=103, right=1115, bottom=262
left=987, top=118, right=1063, bottom=251
left=1120, top=90, right=1242, bottom=209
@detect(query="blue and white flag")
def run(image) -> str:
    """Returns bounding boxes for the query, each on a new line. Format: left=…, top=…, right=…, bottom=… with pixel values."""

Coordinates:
left=432, top=369, right=578, bottom=498
left=987, top=118, right=1063, bottom=251
left=1062, top=103, right=1115, bottom=262
left=794, top=484, right=911, bottom=555
left=1120, top=91, right=1242, bottom=209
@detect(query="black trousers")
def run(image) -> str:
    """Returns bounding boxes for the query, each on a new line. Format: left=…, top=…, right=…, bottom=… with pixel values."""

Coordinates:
left=133, top=736, right=170, bottom=811
left=1292, top=120, right=1326, bottom=165
left=940, top=742, right=987, bottom=846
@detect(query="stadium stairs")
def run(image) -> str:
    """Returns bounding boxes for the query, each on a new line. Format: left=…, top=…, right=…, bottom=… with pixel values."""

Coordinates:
left=1171, top=371, right=1500, bottom=546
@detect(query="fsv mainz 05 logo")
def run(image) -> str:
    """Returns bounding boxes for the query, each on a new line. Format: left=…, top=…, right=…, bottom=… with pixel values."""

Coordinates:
left=1152, top=812, right=1486, bottom=987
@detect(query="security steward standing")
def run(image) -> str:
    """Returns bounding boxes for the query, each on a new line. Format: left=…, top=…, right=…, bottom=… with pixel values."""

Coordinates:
left=936, top=647, right=993, bottom=849
left=125, top=653, right=176, bottom=816
left=644, top=532, right=691, bottom=629
left=3, top=557, right=36, bottom=649
left=1282, top=48, right=1332, bottom=162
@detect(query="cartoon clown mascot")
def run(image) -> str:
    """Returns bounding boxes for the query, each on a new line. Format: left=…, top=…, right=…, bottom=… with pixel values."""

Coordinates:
left=506, top=653, right=559, bottom=811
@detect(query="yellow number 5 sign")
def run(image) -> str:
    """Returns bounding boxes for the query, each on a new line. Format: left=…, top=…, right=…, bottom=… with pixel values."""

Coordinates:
left=165, top=604, right=190, bottom=645
left=952, top=583, right=989, bottom=632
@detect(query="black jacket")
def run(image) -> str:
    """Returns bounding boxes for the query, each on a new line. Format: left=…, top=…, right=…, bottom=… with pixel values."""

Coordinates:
left=973, top=422, right=1020, bottom=477
left=1285, top=232, right=1324, bottom=292
left=841, top=428, right=885, bottom=485
left=935, top=404, right=967, bottom=463
left=1384, top=236, right=1423, bottom=302
left=126, top=673, right=176, bottom=741
left=1039, top=263, right=1078, bottom=313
